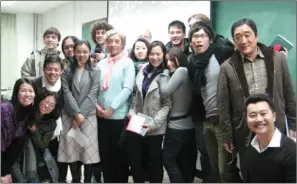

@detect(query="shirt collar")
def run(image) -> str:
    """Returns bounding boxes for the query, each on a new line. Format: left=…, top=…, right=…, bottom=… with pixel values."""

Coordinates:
left=241, top=47, right=265, bottom=62
left=42, top=76, right=61, bottom=92
left=251, top=128, right=282, bottom=153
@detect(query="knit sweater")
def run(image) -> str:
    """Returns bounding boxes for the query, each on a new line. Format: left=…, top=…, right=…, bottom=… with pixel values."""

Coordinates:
left=1, top=101, right=29, bottom=176
left=244, top=133, right=296, bottom=183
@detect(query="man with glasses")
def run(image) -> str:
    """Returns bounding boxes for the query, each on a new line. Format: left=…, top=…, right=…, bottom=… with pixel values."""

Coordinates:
left=187, top=21, right=240, bottom=183
left=188, top=13, right=235, bottom=64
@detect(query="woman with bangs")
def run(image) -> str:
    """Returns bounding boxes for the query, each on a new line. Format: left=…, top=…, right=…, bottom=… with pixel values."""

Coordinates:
left=95, top=29, right=135, bottom=183
left=1, top=78, right=36, bottom=183
left=58, top=39, right=101, bottom=183
left=130, top=38, right=150, bottom=75
left=127, top=41, right=172, bottom=183
left=160, top=47, right=197, bottom=183
left=61, top=36, right=79, bottom=66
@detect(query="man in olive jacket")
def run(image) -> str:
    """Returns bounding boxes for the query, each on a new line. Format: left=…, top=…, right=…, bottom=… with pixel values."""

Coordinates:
left=217, top=18, right=296, bottom=181
left=21, top=27, right=63, bottom=78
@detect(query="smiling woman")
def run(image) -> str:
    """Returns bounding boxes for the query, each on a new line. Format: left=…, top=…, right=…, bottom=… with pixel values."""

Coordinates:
left=95, top=29, right=135, bottom=183
left=1, top=78, right=36, bottom=182
left=58, top=39, right=101, bottom=183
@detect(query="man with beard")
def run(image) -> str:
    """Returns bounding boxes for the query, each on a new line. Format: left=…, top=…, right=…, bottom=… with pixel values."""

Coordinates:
left=21, top=27, right=63, bottom=78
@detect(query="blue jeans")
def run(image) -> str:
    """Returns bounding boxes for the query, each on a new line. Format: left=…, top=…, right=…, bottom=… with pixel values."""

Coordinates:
left=163, top=128, right=197, bottom=183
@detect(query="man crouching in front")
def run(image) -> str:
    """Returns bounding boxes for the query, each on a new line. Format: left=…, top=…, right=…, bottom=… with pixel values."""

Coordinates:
left=243, top=94, right=296, bottom=183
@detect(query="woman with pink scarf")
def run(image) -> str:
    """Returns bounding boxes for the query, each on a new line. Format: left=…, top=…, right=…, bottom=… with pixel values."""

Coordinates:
left=94, top=29, right=135, bottom=183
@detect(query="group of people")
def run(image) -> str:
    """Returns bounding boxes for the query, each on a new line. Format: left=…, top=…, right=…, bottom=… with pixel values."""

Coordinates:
left=1, top=12, right=296, bottom=183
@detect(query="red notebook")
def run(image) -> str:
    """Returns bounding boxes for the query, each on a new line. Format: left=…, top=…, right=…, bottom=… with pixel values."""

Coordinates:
left=126, top=114, right=148, bottom=136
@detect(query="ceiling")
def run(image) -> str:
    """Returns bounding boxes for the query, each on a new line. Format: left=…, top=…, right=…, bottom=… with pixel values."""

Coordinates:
left=1, top=1, right=71, bottom=14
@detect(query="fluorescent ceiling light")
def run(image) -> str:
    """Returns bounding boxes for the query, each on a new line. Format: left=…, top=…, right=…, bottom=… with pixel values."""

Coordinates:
left=1, top=1, right=16, bottom=6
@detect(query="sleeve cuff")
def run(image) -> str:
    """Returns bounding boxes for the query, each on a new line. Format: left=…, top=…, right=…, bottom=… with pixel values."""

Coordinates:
left=149, top=120, right=158, bottom=131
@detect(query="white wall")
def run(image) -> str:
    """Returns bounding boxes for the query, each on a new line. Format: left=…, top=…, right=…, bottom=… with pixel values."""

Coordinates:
left=40, top=1, right=107, bottom=49
left=3, top=1, right=107, bottom=88
left=0, top=12, right=34, bottom=91
left=109, top=1, right=211, bottom=49
left=16, top=12, right=34, bottom=79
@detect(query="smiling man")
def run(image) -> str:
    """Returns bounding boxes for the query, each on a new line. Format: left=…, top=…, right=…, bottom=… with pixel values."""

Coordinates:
left=90, top=21, right=114, bottom=62
left=21, top=27, right=62, bottom=78
left=243, top=94, right=296, bottom=183
left=166, top=20, right=191, bottom=56
left=217, top=18, right=296, bottom=181
left=29, top=54, right=64, bottom=179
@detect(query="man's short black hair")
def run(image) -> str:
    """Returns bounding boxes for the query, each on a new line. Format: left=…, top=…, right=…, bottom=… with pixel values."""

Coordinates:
left=168, top=20, right=186, bottom=34
left=244, top=94, right=275, bottom=113
left=43, top=55, right=63, bottom=70
left=231, top=18, right=258, bottom=39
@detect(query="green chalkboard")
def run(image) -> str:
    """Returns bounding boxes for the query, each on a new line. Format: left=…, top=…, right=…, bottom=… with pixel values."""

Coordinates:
left=82, top=18, right=107, bottom=51
left=213, top=1, right=296, bottom=92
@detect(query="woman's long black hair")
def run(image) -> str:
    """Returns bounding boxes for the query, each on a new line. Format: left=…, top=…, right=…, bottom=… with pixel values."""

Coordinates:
left=10, top=78, right=37, bottom=126
left=68, top=39, right=93, bottom=91
left=61, top=35, right=79, bottom=58
left=35, top=90, right=60, bottom=121
left=146, top=40, right=167, bottom=72
left=130, top=38, right=150, bottom=62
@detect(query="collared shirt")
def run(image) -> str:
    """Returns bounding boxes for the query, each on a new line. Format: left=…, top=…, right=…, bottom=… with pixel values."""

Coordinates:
left=242, top=48, right=268, bottom=95
left=251, top=128, right=282, bottom=153
left=42, top=76, right=61, bottom=92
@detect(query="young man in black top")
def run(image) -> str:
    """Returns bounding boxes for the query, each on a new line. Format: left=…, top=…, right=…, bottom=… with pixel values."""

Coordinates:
left=244, top=94, right=296, bottom=183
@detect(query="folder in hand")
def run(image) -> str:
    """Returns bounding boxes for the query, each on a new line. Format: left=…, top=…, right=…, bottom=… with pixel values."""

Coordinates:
left=126, top=113, right=153, bottom=136
left=270, top=34, right=294, bottom=51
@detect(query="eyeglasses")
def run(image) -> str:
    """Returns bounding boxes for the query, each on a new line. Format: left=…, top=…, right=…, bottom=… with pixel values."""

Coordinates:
left=192, top=34, right=209, bottom=39
left=63, top=45, right=74, bottom=50
left=41, top=99, right=56, bottom=109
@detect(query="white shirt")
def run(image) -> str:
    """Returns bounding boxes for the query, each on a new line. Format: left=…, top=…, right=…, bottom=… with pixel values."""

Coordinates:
left=251, top=128, right=282, bottom=153
left=42, top=76, right=61, bottom=92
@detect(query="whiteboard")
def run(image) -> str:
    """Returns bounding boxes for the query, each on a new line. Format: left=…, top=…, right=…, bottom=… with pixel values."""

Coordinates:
left=108, top=1, right=211, bottom=49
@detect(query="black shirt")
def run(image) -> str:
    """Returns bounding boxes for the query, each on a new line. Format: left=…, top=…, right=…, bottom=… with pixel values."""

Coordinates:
left=244, top=134, right=296, bottom=183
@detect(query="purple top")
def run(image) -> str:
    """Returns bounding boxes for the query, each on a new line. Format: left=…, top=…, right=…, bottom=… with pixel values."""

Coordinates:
left=1, top=101, right=27, bottom=152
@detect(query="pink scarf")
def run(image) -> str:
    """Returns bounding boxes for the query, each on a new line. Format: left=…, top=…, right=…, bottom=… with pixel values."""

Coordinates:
left=101, top=51, right=127, bottom=91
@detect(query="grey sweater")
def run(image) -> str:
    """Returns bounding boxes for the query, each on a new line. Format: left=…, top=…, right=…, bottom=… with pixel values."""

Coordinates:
left=160, top=67, right=195, bottom=130
left=201, top=54, right=220, bottom=118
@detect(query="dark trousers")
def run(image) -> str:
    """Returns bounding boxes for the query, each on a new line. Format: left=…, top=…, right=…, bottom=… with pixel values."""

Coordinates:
left=195, top=122, right=216, bottom=183
left=235, top=137, right=251, bottom=182
left=92, top=162, right=102, bottom=183
left=58, top=161, right=85, bottom=183
left=48, top=137, right=59, bottom=162
left=125, top=132, right=164, bottom=183
left=96, top=117, right=129, bottom=183
left=163, top=128, right=197, bottom=183
left=47, top=137, right=84, bottom=183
